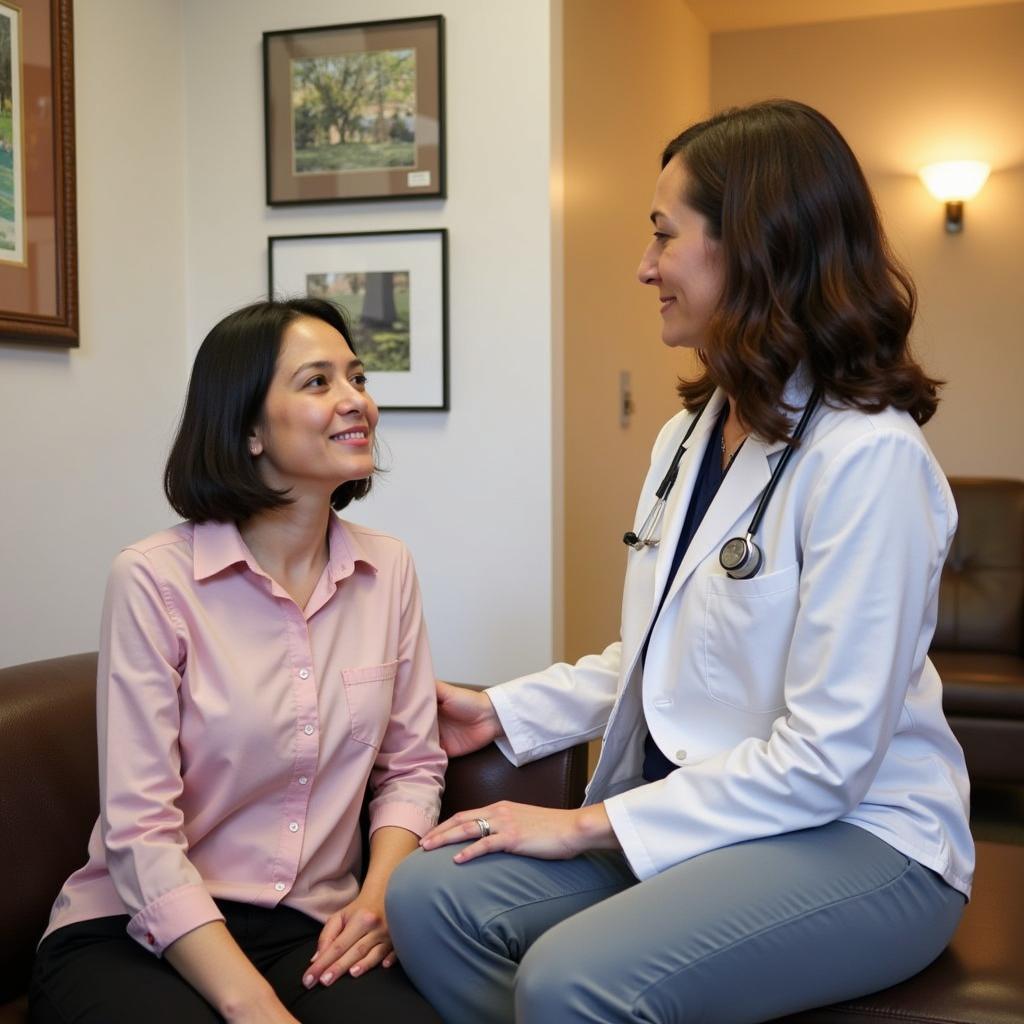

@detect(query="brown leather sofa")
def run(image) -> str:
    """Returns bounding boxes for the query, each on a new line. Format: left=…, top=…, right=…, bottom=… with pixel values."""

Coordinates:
left=0, top=652, right=586, bottom=1023
left=3, top=653, right=1023, bottom=1023
left=932, top=477, right=1024, bottom=784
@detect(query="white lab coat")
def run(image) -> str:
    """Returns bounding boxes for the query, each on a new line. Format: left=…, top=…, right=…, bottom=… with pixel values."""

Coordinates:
left=489, top=376, right=974, bottom=896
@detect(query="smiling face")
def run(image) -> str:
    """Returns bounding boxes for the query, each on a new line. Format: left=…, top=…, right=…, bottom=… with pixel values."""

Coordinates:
left=637, top=155, right=724, bottom=349
left=249, top=315, right=378, bottom=501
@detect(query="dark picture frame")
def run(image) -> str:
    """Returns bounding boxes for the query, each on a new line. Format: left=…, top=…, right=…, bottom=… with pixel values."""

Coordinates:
left=263, top=15, right=445, bottom=206
left=0, top=0, right=77, bottom=348
left=269, top=228, right=449, bottom=411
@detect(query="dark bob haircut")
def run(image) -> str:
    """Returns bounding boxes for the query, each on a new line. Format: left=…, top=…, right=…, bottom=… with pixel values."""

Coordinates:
left=164, top=297, right=373, bottom=523
left=664, top=99, right=940, bottom=442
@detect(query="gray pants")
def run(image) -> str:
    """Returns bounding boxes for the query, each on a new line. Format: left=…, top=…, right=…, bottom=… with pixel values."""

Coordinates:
left=387, top=821, right=964, bottom=1023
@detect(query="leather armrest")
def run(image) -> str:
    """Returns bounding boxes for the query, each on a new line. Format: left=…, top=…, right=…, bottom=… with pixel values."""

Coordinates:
left=441, top=743, right=589, bottom=818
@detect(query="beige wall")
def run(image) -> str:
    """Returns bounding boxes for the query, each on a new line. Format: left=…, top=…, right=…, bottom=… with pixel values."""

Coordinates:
left=562, top=0, right=709, bottom=662
left=711, top=2, right=1024, bottom=479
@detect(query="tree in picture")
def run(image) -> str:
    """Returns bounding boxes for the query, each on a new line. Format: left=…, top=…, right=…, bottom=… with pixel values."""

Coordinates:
left=0, top=2, right=22, bottom=263
left=307, top=271, right=411, bottom=372
left=291, top=48, right=416, bottom=174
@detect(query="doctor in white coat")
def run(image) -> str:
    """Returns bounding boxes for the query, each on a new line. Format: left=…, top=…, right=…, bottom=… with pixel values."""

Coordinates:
left=387, top=100, right=973, bottom=1024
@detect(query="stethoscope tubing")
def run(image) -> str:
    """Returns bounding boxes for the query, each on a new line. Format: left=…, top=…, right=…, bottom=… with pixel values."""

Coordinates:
left=745, top=390, right=821, bottom=538
left=623, top=390, right=822, bottom=574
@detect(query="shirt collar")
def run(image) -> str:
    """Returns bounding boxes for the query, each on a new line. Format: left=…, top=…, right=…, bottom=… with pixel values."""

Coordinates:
left=326, top=514, right=379, bottom=582
left=192, top=515, right=378, bottom=582
left=192, top=520, right=255, bottom=581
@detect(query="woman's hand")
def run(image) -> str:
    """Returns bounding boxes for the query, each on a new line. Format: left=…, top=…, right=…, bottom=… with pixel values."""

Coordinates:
left=304, top=892, right=394, bottom=988
left=420, top=802, right=620, bottom=863
left=436, top=680, right=504, bottom=756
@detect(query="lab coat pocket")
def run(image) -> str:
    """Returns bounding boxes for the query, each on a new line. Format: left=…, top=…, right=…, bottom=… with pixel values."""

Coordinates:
left=704, top=563, right=800, bottom=713
left=342, top=661, right=398, bottom=748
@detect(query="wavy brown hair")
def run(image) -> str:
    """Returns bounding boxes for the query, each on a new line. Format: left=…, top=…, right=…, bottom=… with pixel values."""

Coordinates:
left=664, top=100, right=940, bottom=440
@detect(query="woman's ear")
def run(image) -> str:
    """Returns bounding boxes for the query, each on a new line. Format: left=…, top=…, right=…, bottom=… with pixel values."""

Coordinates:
left=248, top=434, right=263, bottom=457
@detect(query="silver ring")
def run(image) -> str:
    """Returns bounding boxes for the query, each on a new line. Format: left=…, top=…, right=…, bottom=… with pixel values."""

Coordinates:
left=474, top=817, right=491, bottom=838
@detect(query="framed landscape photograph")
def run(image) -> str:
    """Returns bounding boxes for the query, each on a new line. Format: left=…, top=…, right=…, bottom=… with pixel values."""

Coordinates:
left=269, top=229, right=448, bottom=410
left=0, top=0, right=77, bottom=347
left=0, top=2, right=25, bottom=265
left=263, top=15, right=445, bottom=205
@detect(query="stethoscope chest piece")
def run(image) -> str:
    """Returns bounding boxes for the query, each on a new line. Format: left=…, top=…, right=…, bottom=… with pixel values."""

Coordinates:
left=719, top=534, right=763, bottom=579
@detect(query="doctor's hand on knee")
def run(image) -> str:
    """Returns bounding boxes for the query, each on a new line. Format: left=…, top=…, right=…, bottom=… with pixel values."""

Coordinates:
left=420, top=801, right=620, bottom=862
left=435, top=680, right=504, bottom=756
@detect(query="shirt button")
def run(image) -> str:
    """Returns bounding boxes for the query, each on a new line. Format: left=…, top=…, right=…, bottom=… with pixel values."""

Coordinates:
left=274, top=882, right=286, bottom=892
left=298, top=776, right=308, bottom=785
left=145, top=932, right=155, bottom=945
left=676, top=749, right=687, bottom=762
left=289, top=822, right=300, bottom=833
left=303, top=724, right=315, bottom=735
left=298, top=668, right=310, bottom=679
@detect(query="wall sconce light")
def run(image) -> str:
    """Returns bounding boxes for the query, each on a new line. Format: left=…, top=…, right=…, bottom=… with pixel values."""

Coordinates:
left=918, top=161, right=990, bottom=233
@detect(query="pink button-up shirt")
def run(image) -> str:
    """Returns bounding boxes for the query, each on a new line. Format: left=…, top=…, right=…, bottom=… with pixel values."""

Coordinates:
left=42, top=515, right=446, bottom=955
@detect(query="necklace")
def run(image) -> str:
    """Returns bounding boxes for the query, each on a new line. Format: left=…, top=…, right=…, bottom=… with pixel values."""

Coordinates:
left=721, top=430, right=747, bottom=468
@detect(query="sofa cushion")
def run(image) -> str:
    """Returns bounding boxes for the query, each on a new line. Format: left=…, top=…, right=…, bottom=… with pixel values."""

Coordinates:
left=933, top=650, right=1024, bottom=717
left=933, top=478, right=1024, bottom=656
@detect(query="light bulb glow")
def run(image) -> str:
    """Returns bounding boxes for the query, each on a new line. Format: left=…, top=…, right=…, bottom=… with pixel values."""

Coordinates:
left=918, top=161, right=990, bottom=202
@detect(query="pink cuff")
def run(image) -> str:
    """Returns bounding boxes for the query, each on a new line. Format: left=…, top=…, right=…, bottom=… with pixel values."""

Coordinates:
left=368, top=799, right=438, bottom=839
left=126, top=883, right=225, bottom=956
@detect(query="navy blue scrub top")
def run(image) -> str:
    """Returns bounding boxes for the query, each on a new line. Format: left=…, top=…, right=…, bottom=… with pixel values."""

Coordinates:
left=641, top=404, right=731, bottom=782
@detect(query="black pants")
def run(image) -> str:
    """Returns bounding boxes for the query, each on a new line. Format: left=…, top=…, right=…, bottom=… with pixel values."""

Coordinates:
left=29, top=899, right=441, bottom=1023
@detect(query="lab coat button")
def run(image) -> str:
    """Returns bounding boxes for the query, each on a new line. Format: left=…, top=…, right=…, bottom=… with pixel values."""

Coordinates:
left=675, top=749, right=687, bottom=762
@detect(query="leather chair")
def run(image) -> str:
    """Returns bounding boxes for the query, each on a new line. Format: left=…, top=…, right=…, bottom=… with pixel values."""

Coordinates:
left=0, top=652, right=586, bottom=1023
left=932, top=477, right=1024, bottom=783
left=4, top=652, right=1024, bottom=1023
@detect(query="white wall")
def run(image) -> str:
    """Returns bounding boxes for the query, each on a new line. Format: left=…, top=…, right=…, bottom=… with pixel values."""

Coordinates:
left=0, top=0, right=187, bottom=667
left=182, top=0, right=560, bottom=683
left=1, top=0, right=560, bottom=679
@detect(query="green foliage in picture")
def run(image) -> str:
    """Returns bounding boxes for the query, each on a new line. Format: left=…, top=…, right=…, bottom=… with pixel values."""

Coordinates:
left=292, top=48, right=416, bottom=174
left=0, top=7, right=17, bottom=254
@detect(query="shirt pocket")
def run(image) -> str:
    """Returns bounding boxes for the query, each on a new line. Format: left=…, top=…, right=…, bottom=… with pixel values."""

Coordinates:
left=704, top=563, right=800, bottom=714
left=342, top=661, right=399, bottom=748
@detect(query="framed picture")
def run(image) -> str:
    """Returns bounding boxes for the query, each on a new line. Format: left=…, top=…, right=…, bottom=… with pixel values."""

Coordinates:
left=0, top=0, right=77, bottom=347
left=269, top=229, right=449, bottom=411
left=263, top=15, right=445, bottom=206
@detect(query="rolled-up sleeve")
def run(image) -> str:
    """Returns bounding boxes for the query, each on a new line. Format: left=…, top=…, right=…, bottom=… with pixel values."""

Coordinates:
left=367, top=546, right=446, bottom=838
left=97, top=549, right=224, bottom=954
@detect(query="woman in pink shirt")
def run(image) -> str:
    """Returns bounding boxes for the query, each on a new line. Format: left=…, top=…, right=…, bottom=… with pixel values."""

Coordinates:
left=29, top=298, right=446, bottom=1023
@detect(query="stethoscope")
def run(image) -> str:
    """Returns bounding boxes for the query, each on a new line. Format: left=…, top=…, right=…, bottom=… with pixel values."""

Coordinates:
left=623, top=390, right=821, bottom=580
